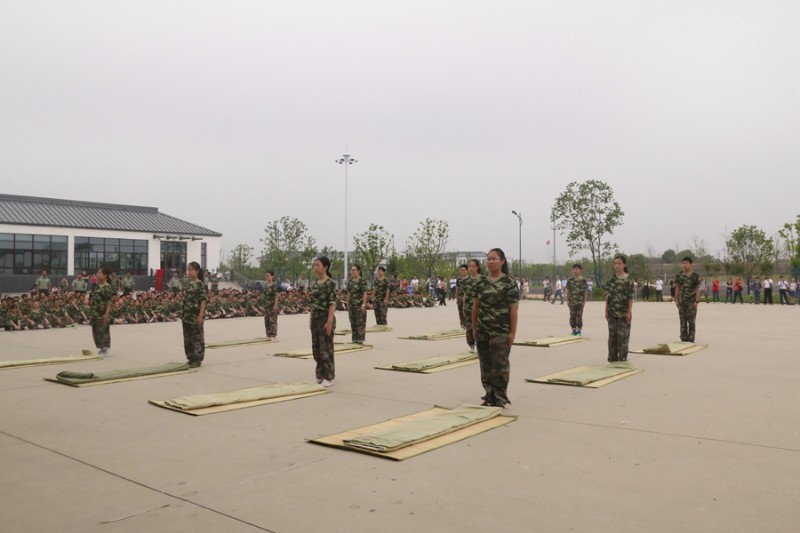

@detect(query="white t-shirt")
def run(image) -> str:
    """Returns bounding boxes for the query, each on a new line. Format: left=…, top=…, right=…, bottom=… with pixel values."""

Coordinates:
left=656, top=279, right=664, bottom=290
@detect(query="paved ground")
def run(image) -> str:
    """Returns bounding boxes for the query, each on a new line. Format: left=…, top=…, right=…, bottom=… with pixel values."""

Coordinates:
left=1, top=299, right=798, bottom=532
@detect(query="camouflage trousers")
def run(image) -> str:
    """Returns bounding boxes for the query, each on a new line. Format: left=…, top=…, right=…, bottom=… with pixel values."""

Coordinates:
left=568, top=303, right=584, bottom=329
left=457, top=299, right=465, bottom=328
left=263, top=309, right=278, bottom=338
left=91, top=317, right=111, bottom=349
left=348, top=306, right=366, bottom=343
left=677, top=301, right=697, bottom=342
left=607, top=316, right=630, bottom=362
left=475, top=332, right=511, bottom=407
left=182, top=321, right=205, bottom=364
left=310, top=311, right=336, bottom=381
left=465, top=318, right=475, bottom=348
left=373, top=302, right=388, bottom=325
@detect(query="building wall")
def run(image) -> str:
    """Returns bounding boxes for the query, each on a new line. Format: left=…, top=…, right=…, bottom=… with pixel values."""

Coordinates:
left=0, top=223, right=220, bottom=277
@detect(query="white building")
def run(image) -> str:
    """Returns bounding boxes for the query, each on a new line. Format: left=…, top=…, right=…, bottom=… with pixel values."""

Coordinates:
left=0, top=194, right=221, bottom=292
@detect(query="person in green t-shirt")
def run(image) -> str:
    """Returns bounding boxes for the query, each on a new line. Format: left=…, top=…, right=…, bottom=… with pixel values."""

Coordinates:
left=310, top=256, right=337, bottom=387
left=347, top=264, right=369, bottom=344
left=35, top=271, right=51, bottom=296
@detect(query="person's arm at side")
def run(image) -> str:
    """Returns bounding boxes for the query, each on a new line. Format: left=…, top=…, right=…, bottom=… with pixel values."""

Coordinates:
left=508, top=303, right=518, bottom=346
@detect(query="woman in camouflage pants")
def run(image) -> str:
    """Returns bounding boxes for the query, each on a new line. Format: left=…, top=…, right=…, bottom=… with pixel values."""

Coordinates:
left=471, top=249, right=519, bottom=409
left=181, top=262, right=207, bottom=368
left=310, top=256, right=337, bottom=387
left=262, top=270, right=278, bottom=341
left=347, top=264, right=368, bottom=344
left=604, top=254, right=633, bottom=363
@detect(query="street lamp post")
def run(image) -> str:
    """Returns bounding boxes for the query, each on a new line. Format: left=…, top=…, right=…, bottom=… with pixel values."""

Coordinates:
left=335, top=154, right=357, bottom=285
left=511, top=210, right=522, bottom=276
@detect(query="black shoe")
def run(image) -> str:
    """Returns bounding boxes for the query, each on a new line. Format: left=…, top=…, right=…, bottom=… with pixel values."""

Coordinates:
left=481, top=400, right=495, bottom=407
left=188, top=361, right=202, bottom=368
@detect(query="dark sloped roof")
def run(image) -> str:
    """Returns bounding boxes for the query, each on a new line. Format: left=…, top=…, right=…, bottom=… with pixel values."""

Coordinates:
left=0, top=194, right=221, bottom=236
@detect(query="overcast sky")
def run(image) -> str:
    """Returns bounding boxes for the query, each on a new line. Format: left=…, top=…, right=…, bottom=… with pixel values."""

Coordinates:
left=1, top=1, right=797, bottom=265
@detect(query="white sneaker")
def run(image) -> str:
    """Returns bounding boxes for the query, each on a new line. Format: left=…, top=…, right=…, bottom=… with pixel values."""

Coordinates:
left=320, top=379, right=333, bottom=387
left=98, top=348, right=109, bottom=357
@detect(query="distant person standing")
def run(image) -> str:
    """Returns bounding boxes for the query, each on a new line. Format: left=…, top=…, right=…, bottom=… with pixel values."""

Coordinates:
left=90, top=268, right=114, bottom=356
left=655, top=277, right=664, bottom=302
left=121, top=272, right=135, bottom=296
left=373, top=266, right=390, bottom=325
left=347, top=264, right=368, bottom=344
left=72, top=272, right=87, bottom=296
left=778, top=276, right=790, bottom=305
left=35, top=271, right=50, bottom=296
left=674, top=257, right=700, bottom=342
left=712, top=277, right=720, bottom=303
left=168, top=271, right=182, bottom=294
left=262, top=271, right=278, bottom=341
left=456, top=264, right=469, bottom=329
left=552, top=276, right=564, bottom=305
left=463, top=259, right=481, bottom=352
left=564, top=263, right=588, bottom=336
left=471, top=248, right=518, bottom=409
left=604, top=255, right=633, bottom=363
left=310, top=256, right=337, bottom=387
left=181, top=262, right=207, bottom=367
left=763, top=276, right=773, bottom=305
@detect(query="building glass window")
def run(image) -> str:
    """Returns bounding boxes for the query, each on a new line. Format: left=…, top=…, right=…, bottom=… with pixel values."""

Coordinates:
left=0, top=233, right=68, bottom=275
left=74, top=237, right=148, bottom=275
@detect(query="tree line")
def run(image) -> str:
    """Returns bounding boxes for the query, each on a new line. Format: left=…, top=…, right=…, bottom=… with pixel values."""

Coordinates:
left=225, top=181, right=800, bottom=286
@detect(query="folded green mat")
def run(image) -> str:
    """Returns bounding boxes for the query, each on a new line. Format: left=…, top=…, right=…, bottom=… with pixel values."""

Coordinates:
left=273, top=343, right=365, bottom=358
left=547, top=363, right=634, bottom=386
left=0, top=350, right=98, bottom=369
left=401, top=329, right=465, bottom=340
left=391, top=352, right=477, bottom=372
left=515, top=336, right=582, bottom=346
left=336, top=325, right=392, bottom=335
left=163, top=382, right=325, bottom=410
left=642, top=342, right=695, bottom=355
left=343, top=404, right=502, bottom=452
left=55, top=362, right=190, bottom=384
left=206, top=337, right=270, bottom=348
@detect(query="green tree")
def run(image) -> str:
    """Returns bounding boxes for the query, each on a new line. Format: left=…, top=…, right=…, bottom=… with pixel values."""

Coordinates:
left=352, top=224, right=394, bottom=282
left=726, top=225, right=775, bottom=280
left=405, top=218, right=450, bottom=280
left=660, top=249, right=677, bottom=264
left=229, top=243, right=254, bottom=274
left=260, top=216, right=316, bottom=283
left=626, top=253, right=652, bottom=281
left=551, top=180, right=624, bottom=285
left=779, top=215, right=800, bottom=273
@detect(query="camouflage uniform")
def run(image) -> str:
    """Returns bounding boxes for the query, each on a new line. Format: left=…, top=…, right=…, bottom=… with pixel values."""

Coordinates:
left=373, top=277, right=389, bottom=325
left=310, top=278, right=337, bottom=381
left=674, top=271, right=700, bottom=342
left=262, top=281, right=278, bottom=338
left=566, top=276, right=588, bottom=330
left=347, top=277, right=368, bottom=343
left=474, top=274, right=519, bottom=407
left=456, top=276, right=467, bottom=328
left=181, top=280, right=208, bottom=365
left=463, top=276, right=479, bottom=348
left=89, top=283, right=114, bottom=350
left=603, top=274, right=633, bottom=362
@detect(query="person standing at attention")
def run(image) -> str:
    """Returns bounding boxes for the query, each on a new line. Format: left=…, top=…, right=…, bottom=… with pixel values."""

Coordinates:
left=181, top=262, right=207, bottom=367
left=674, top=257, right=700, bottom=342
left=310, top=257, right=337, bottom=386
left=471, top=248, right=518, bottom=409
left=604, top=255, right=633, bottom=363
left=347, top=264, right=368, bottom=344
left=372, top=266, right=390, bottom=326
left=90, top=268, right=114, bottom=356
left=564, top=263, right=588, bottom=336
left=262, top=270, right=278, bottom=341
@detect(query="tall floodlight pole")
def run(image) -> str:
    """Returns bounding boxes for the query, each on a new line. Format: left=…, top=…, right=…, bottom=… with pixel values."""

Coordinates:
left=511, top=210, right=522, bottom=275
left=335, top=154, right=357, bottom=284
left=551, top=216, right=557, bottom=281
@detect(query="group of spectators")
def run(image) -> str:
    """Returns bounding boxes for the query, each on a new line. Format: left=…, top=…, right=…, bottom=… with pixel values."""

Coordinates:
left=0, top=271, right=438, bottom=332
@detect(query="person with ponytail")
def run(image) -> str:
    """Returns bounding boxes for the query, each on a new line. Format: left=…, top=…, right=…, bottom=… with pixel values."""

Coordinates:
left=310, top=256, right=337, bottom=386
left=372, top=266, right=390, bottom=326
left=471, top=248, right=519, bottom=409
left=604, top=254, right=634, bottom=362
left=181, top=261, right=207, bottom=367
left=462, top=259, right=481, bottom=352
left=89, top=267, right=114, bottom=355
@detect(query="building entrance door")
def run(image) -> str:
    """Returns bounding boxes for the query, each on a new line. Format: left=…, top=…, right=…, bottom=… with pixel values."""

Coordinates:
left=160, top=241, right=187, bottom=274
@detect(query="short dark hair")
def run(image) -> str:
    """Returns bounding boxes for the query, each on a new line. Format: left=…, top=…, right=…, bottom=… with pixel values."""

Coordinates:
left=572, top=263, right=582, bottom=270
left=377, top=266, right=386, bottom=272
left=682, top=256, right=693, bottom=264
